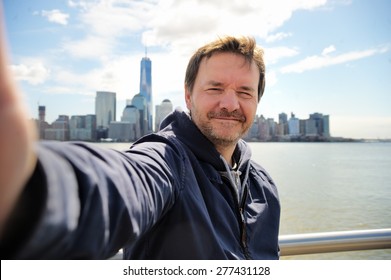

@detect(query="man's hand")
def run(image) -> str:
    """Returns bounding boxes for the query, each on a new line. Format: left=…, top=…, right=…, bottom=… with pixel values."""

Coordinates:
left=0, top=6, right=37, bottom=236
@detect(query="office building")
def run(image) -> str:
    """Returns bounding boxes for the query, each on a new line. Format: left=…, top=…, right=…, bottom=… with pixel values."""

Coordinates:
left=288, top=113, right=300, bottom=136
left=108, top=101, right=141, bottom=141
left=155, top=99, right=173, bottom=131
left=309, top=112, right=330, bottom=137
left=45, top=115, right=70, bottom=141
left=37, top=105, right=50, bottom=139
left=95, top=91, right=116, bottom=129
left=131, top=94, right=148, bottom=136
left=69, top=115, right=96, bottom=141
left=139, top=56, right=152, bottom=133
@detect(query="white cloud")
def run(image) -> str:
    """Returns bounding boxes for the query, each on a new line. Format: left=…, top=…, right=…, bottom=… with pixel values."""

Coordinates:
left=266, top=32, right=293, bottom=43
left=62, top=35, right=116, bottom=60
left=142, top=0, right=328, bottom=53
left=22, top=0, right=340, bottom=106
left=42, top=86, right=81, bottom=95
left=280, top=45, right=390, bottom=74
left=64, top=0, right=328, bottom=58
left=45, top=49, right=189, bottom=109
left=71, top=0, right=152, bottom=37
left=41, top=9, right=70, bottom=25
left=37, top=0, right=331, bottom=107
left=322, top=45, right=336, bottom=56
left=50, top=54, right=141, bottom=99
left=264, top=46, right=299, bottom=65
left=151, top=51, right=189, bottom=105
left=10, top=62, right=50, bottom=85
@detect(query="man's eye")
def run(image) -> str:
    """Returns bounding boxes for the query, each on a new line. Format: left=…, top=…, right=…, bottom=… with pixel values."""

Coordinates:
left=208, top=88, right=223, bottom=92
left=238, top=91, right=252, bottom=98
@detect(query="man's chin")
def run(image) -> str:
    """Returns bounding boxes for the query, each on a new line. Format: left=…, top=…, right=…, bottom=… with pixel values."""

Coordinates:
left=208, top=131, right=242, bottom=146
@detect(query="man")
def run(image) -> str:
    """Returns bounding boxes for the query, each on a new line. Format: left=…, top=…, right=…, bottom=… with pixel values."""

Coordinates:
left=0, top=10, right=280, bottom=258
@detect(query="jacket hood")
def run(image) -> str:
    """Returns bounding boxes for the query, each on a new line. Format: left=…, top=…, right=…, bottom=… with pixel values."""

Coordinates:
left=159, top=110, right=252, bottom=173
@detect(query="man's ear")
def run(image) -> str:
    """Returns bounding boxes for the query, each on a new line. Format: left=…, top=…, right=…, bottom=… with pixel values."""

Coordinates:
left=184, top=85, right=191, bottom=110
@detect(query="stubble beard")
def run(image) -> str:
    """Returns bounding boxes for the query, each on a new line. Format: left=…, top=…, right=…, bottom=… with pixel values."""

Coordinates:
left=191, top=109, right=251, bottom=148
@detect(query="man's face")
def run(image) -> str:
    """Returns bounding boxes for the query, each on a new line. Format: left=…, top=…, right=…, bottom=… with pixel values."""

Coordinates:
left=185, top=52, right=259, bottom=148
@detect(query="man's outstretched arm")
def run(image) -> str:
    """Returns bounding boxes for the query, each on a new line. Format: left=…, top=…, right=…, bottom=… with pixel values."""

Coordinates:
left=0, top=5, right=184, bottom=259
left=0, top=3, right=38, bottom=238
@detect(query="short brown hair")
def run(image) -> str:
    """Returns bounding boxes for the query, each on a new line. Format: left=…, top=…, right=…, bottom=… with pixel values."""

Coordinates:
left=185, top=35, right=266, bottom=101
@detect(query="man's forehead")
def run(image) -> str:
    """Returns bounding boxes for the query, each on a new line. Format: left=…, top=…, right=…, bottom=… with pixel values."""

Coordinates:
left=199, top=53, right=259, bottom=80
left=201, top=52, right=257, bottom=71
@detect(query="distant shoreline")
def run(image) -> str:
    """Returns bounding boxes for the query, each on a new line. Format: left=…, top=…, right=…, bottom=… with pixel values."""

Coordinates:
left=244, top=137, right=391, bottom=143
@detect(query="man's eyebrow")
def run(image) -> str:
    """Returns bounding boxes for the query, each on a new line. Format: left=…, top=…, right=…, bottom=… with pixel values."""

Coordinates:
left=206, top=80, right=224, bottom=87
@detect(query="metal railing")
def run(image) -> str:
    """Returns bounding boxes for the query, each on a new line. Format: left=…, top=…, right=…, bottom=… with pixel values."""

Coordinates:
left=112, top=228, right=391, bottom=259
left=279, top=228, right=391, bottom=256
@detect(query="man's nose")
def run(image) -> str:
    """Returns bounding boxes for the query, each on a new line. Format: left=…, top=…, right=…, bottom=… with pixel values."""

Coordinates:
left=219, top=89, right=240, bottom=112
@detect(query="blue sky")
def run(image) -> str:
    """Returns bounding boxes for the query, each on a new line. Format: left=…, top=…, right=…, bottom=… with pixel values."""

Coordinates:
left=2, top=0, right=391, bottom=139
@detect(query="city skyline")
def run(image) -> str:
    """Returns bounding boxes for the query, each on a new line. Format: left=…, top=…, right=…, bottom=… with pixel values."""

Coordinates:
left=3, top=0, right=391, bottom=139
left=35, top=98, right=333, bottom=142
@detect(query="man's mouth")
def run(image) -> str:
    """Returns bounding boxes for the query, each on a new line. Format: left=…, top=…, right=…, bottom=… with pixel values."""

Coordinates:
left=207, top=111, right=246, bottom=122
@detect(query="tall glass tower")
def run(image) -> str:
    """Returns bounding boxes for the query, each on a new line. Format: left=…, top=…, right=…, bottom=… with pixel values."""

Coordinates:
left=95, top=91, right=116, bottom=128
left=139, top=56, right=152, bottom=132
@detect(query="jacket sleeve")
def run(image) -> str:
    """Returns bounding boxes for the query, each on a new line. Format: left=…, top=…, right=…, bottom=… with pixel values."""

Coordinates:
left=0, top=138, right=185, bottom=259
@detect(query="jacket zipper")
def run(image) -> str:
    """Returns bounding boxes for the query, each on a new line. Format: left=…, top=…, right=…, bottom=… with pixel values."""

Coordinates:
left=239, top=187, right=251, bottom=259
left=220, top=169, right=251, bottom=259
left=225, top=171, right=251, bottom=259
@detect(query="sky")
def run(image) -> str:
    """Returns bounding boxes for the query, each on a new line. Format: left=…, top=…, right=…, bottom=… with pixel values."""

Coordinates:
left=2, top=0, right=391, bottom=139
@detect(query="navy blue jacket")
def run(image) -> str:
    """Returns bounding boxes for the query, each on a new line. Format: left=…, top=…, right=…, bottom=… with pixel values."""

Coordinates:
left=1, top=111, right=280, bottom=259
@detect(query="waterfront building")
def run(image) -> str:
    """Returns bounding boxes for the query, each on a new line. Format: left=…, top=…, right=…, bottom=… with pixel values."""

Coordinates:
left=155, top=99, right=173, bottom=131
left=246, top=111, right=331, bottom=141
left=323, top=115, right=330, bottom=137
left=307, top=112, right=331, bottom=138
left=108, top=122, right=134, bottom=142
left=109, top=101, right=142, bottom=142
left=279, top=112, right=288, bottom=124
left=288, top=113, right=300, bottom=137
left=45, top=115, right=70, bottom=141
left=122, top=102, right=141, bottom=140
left=305, top=119, right=318, bottom=137
left=257, top=115, right=269, bottom=141
left=266, top=118, right=277, bottom=138
left=69, top=114, right=96, bottom=141
left=275, top=123, right=287, bottom=138
left=278, top=112, right=289, bottom=136
left=246, top=116, right=260, bottom=140
left=37, top=105, right=50, bottom=140
left=299, top=119, right=306, bottom=136
left=131, top=94, right=148, bottom=136
left=95, top=91, right=116, bottom=130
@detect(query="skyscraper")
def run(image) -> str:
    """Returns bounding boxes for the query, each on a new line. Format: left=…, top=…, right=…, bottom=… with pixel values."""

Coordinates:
left=38, top=106, right=46, bottom=122
left=288, top=113, right=300, bottom=137
left=131, top=93, right=147, bottom=136
left=69, top=115, right=96, bottom=141
left=95, top=91, right=116, bottom=129
left=155, top=99, right=173, bottom=131
left=139, top=56, right=152, bottom=132
left=37, top=105, right=49, bottom=139
left=309, top=112, right=330, bottom=137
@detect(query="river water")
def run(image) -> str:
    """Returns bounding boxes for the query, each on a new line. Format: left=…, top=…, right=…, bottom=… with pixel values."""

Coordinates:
left=95, top=141, right=391, bottom=259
